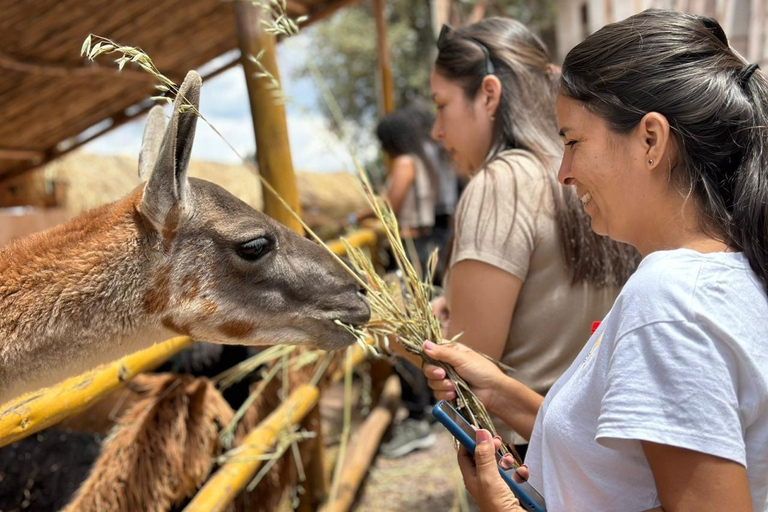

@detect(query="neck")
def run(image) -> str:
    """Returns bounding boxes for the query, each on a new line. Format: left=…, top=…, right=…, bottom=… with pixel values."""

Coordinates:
left=633, top=199, right=729, bottom=257
left=0, top=189, right=172, bottom=404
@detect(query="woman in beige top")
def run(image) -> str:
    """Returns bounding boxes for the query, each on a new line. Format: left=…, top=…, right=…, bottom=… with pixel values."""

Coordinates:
left=429, top=18, right=639, bottom=455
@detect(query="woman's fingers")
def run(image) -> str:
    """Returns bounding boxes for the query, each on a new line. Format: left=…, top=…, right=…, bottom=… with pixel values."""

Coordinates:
left=514, top=464, right=530, bottom=482
left=422, top=363, right=446, bottom=380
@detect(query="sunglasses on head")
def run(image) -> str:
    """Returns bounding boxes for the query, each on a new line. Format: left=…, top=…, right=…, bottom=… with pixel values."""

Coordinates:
left=437, top=23, right=496, bottom=76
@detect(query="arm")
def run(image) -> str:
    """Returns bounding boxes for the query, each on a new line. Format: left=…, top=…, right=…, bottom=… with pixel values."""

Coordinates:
left=641, top=442, right=752, bottom=512
left=384, top=155, right=416, bottom=215
left=356, top=155, right=416, bottom=222
left=446, top=259, right=523, bottom=361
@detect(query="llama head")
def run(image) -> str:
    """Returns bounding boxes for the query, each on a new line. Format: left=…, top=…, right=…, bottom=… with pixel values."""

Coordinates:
left=136, top=71, right=369, bottom=350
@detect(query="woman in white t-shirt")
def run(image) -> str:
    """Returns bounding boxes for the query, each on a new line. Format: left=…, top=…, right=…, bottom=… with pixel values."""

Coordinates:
left=423, top=9, right=768, bottom=512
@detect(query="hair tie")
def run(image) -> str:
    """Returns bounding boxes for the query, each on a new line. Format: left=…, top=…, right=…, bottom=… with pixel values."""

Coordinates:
left=740, top=63, right=760, bottom=86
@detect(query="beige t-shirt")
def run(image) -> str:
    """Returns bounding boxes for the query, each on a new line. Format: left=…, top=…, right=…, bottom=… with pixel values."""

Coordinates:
left=444, top=149, right=622, bottom=443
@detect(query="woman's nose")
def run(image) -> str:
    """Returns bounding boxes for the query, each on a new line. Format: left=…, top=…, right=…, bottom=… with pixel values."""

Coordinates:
left=431, top=120, right=443, bottom=141
left=557, top=155, right=575, bottom=186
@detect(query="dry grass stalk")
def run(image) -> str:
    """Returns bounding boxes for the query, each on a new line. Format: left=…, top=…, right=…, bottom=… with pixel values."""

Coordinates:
left=80, top=24, right=517, bottom=463
left=307, top=61, right=519, bottom=462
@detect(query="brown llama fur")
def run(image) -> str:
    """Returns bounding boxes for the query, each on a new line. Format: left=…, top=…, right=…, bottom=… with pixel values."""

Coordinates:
left=63, top=374, right=233, bottom=512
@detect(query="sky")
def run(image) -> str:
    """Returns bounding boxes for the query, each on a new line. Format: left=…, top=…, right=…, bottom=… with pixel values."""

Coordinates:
left=83, top=33, right=367, bottom=173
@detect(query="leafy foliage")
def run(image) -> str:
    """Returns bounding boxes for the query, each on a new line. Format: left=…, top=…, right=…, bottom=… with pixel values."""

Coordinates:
left=299, top=0, right=557, bottom=135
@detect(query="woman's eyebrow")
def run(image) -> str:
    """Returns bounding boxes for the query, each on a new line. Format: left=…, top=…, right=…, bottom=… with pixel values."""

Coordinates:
left=558, top=127, right=574, bottom=138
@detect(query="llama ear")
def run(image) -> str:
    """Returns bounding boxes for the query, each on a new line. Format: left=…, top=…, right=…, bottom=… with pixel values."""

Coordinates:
left=138, top=106, right=167, bottom=181
left=140, top=71, right=202, bottom=235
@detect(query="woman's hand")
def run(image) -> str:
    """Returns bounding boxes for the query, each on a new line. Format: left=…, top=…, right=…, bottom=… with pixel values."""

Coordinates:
left=423, top=340, right=543, bottom=439
left=422, top=341, right=504, bottom=414
left=458, top=429, right=525, bottom=512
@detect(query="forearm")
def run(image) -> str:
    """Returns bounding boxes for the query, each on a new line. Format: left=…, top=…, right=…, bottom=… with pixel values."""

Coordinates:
left=487, top=374, right=543, bottom=442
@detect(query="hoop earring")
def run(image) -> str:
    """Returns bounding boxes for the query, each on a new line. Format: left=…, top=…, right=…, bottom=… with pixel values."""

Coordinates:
left=648, top=159, right=654, bottom=165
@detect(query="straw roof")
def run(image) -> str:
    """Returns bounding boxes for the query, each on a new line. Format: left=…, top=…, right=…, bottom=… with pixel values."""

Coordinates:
left=0, top=0, right=362, bottom=182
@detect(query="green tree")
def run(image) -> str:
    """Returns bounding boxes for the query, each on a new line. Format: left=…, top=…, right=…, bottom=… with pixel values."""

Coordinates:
left=299, top=0, right=556, bottom=150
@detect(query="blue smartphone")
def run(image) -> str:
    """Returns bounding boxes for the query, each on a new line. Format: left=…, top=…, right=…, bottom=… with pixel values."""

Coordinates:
left=432, top=400, right=547, bottom=512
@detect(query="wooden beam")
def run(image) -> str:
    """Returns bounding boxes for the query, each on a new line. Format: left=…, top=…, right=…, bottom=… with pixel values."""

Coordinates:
left=0, top=336, right=194, bottom=448
left=373, top=0, right=396, bottom=116
left=0, top=51, right=153, bottom=81
left=235, top=2, right=303, bottom=233
left=317, top=375, right=400, bottom=512
left=182, top=385, right=320, bottom=512
left=0, top=148, right=44, bottom=162
left=0, top=54, right=241, bottom=184
left=326, top=228, right=378, bottom=256
left=286, top=0, right=310, bottom=16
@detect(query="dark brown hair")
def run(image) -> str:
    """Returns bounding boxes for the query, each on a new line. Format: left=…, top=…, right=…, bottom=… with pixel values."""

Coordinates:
left=436, top=17, right=639, bottom=286
left=561, top=9, right=768, bottom=289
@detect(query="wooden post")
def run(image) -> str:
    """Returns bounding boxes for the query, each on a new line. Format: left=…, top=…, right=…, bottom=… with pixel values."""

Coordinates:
left=318, top=375, right=401, bottom=512
left=373, top=0, right=395, bottom=116
left=183, top=385, right=320, bottom=512
left=234, top=2, right=303, bottom=234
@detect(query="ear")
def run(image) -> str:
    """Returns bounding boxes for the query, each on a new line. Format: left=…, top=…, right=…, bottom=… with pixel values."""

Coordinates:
left=479, top=75, right=502, bottom=119
left=140, top=71, right=202, bottom=235
left=637, top=112, right=672, bottom=171
left=138, top=106, right=167, bottom=181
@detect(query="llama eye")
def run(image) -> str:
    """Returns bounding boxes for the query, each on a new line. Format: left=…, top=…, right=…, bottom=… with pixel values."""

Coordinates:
left=237, top=237, right=272, bottom=261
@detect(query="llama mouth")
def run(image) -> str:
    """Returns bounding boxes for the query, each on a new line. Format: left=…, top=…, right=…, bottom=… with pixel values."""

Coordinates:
left=336, top=307, right=371, bottom=328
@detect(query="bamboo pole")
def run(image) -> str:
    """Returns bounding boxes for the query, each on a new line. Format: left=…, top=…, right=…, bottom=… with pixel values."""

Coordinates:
left=295, top=405, right=328, bottom=511
left=183, top=384, right=320, bottom=512
left=318, top=374, right=401, bottom=512
left=0, top=335, right=193, bottom=448
left=234, top=1, right=303, bottom=234
left=373, top=0, right=395, bottom=116
left=327, top=228, right=378, bottom=256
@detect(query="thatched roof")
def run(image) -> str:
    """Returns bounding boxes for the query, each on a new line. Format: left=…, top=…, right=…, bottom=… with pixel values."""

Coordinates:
left=0, top=0, right=361, bottom=182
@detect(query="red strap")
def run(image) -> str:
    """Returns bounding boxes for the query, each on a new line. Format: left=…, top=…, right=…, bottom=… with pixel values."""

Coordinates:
left=591, top=321, right=601, bottom=335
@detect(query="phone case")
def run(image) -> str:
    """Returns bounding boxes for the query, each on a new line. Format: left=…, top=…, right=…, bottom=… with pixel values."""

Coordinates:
left=432, top=400, right=547, bottom=512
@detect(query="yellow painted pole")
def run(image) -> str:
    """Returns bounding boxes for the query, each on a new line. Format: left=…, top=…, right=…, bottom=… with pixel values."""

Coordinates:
left=330, top=343, right=368, bottom=383
left=183, top=384, right=320, bottom=512
left=0, top=336, right=193, bottom=448
left=326, top=228, right=378, bottom=256
left=235, top=2, right=303, bottom=234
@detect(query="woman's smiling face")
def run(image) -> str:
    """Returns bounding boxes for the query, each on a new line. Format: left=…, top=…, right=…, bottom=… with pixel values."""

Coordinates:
left=556, top=93, right=651, bottom=246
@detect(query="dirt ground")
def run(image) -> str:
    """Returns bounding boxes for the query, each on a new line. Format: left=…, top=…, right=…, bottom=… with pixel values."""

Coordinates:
left=320, top=379, right=473, bottom=512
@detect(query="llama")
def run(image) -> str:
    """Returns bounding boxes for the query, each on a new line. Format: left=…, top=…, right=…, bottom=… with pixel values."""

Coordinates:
left=0, top=70, right=370, bottom=404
